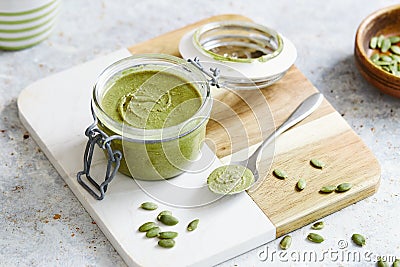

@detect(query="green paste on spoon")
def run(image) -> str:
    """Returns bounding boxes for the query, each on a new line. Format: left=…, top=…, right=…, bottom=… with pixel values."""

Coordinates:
left=207, top=165, right=255, bottom=194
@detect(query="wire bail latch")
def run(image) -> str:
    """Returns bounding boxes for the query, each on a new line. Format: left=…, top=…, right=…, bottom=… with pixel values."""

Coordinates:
left=77, top=105, right=122, bottom=200
left=188, top=57, right=220, bottom=88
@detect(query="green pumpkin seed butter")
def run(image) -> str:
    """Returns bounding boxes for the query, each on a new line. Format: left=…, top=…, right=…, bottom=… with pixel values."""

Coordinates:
left=207, top=165, right=254, bottom=194
left=100, top=69, right=205, bottom=179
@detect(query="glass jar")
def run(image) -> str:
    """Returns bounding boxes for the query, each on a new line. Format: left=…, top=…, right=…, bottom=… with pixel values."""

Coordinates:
left=91, top=54, right=212, bottom=181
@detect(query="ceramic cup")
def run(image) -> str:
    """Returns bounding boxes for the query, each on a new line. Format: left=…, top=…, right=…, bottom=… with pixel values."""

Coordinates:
left=0, top=0, right=60, bottom=50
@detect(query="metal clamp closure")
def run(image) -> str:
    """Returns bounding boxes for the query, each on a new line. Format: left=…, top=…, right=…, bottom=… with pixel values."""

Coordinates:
left=188, top=57, right=220, bottom=88
left=77, top=106, right=122, bottom=200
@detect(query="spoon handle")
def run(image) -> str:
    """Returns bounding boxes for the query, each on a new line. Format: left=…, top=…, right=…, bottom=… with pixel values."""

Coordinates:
left=250, top=93, right=324, bottom=160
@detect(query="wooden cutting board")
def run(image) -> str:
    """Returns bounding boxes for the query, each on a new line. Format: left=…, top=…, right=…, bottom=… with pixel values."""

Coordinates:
left=128, top=14, right=381, bottom=237
left=17, top=14, right=381, bottom=266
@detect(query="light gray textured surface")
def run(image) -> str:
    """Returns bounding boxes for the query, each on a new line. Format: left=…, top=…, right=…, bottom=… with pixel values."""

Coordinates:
left=1, top=1, right=399, bottom=266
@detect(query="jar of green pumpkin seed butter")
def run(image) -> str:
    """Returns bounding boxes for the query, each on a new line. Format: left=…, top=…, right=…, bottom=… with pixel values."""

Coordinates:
left=79, top=21, right=297, bottom=200
left=78, top=54, right=213, bottom=199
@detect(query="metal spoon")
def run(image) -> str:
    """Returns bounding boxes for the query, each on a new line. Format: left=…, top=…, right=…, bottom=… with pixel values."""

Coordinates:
left=231, top=93, right=324, bottom=193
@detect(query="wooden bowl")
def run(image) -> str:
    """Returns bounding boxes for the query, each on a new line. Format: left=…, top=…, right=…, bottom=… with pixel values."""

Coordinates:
left=354, top=4, right=400, bottom=98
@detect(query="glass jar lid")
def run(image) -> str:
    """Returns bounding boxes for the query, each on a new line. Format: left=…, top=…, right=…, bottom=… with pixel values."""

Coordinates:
left=193, top=20, right=283, bottom=63
left=179, top=20, right=297, bottom=90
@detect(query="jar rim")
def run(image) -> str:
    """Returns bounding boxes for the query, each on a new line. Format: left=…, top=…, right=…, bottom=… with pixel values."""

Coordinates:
left=92, top=54, right=212, bottom=143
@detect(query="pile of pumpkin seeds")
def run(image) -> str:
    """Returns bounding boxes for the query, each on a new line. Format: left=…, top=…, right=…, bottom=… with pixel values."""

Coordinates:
left=272, top=158, right=353, bottom=194
left=271, top=160, right=398, bottom=263
left=377, top=258, right=400, bottom=267
left=273, top=158, right=356, bottom=247
left=273, top=168, right=308, bottom=191
left=369, top=35, right=400, bottom=76
left=138, top=201, right=199, bottom=248
left=272, top=157, right=326, bottom=180
left=278, top=222, right=389, bottom=265
left=279, top=221, right=367, bottom=250
left=319, top=182, right=352, bottom=193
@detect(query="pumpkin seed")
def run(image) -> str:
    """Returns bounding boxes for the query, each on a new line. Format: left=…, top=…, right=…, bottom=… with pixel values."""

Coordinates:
left=311, top=221, right=325, bottom=230
left=140, top=202, right=158, bottom=210
left=375, top=60, right=391, bottom=66
left=146, top=227, right=160, bottom=238
left=159, top=214, right=179, bottom=226
left=382, top=65, right=391, bottom=72
left=391, top=45, right=400, bottom=55
left=159, top=231, right=178, bottom=239
left=319, top=185, right=337, bottom=193
left=158, top=239, right=175, bottom=248
left=307, top=233, right=324, bottom=243
left=336, top=183, right=352, bottom=192
left=310, top=159, right=326, bottom=169
left=381, top=55, right=393, bottom=62
left=138, top=222, right=157, bottom=232
left=381, top=38, right=391, bottom=53
left=351, top=233, right=366, bottom=247
left=377, top=35, right=385, bottom=48
left=370, top=53, right=380, bottom=61
left=273, top=169, right=288, bottom=179
left=296, top=178, right=306, bottom=191
left=393, top=259, right=400, bottom=267
left=370, top=37, right=378, bottom=49
left=389, top=36, right=400, bottom=44
left=390, top=62, right=399, bottom=76
left=187, top=219, right=199, bottom=231
left=157, top=210, right=172, bottom=221
left=377, top=258, right=388, bottom=267
left=392, top=54, right=400, bottom=61
left=279, top=235, right=292, bottom=250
